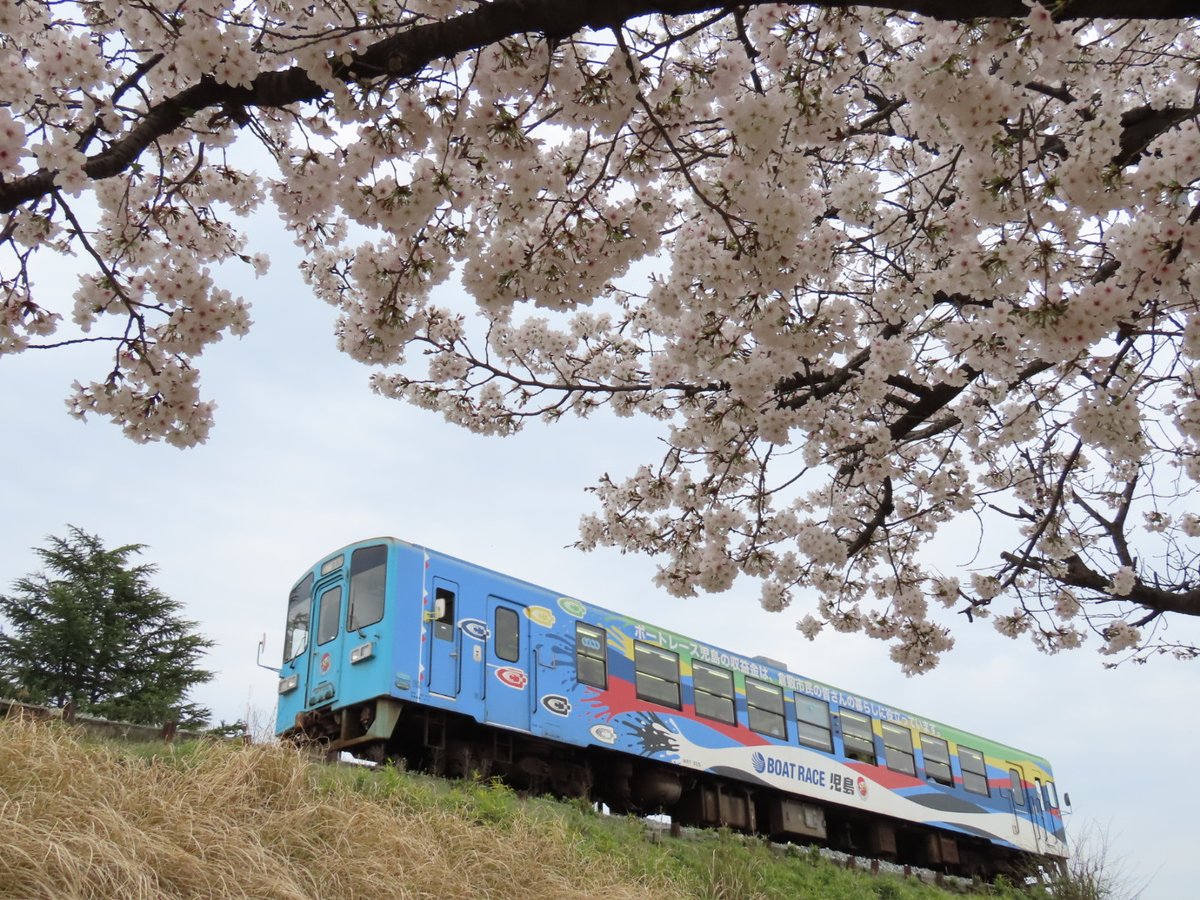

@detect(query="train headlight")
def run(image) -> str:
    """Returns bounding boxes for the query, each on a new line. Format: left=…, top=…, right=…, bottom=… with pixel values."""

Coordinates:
left=350, top=641, right=374, bottom=664
left=278, top=674, right=299, bottom=695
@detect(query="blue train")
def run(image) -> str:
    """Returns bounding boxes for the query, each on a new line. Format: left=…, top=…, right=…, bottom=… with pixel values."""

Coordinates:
left=275, top=537, right=1068, bottom=877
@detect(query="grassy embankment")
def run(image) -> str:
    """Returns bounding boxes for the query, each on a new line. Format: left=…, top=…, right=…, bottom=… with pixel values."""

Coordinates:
left=0, top=715, right=1038, bottom=899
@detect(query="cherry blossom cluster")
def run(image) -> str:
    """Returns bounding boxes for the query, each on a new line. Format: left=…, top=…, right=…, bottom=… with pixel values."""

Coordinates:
left=2, top=1, right=1198, bottom=669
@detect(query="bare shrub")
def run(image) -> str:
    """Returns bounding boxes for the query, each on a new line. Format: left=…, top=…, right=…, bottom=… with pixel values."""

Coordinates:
left=1045, top=821, right=1151, bottom=900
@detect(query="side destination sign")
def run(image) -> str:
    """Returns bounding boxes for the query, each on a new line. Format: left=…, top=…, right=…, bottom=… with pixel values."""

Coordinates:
left=627, top=619, right=941, bottom=735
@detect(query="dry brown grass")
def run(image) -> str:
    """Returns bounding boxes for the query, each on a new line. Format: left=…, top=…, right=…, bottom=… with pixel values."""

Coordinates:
left=0, top=715, right=686, bottom=899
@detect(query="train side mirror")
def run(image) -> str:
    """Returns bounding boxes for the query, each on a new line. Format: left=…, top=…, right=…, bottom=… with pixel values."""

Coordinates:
left=1063, top=792, right=1072, bottom=812
left=255, top=633, right=279, bottom=674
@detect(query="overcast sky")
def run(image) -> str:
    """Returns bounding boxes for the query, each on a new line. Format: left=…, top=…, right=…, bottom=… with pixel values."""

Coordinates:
left=1, top=210, right=1195, bottom=898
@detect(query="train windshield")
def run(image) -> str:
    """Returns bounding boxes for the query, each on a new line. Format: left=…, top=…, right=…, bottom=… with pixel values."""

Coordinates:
left=284, top=573, right=314, bottom=661
left=1043, top=780, right=1060, bottom=809
left=347, top=545, right=387, bottom=631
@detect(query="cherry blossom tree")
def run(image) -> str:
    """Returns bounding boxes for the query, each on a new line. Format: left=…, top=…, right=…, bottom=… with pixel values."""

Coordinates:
left=3, top=0, right=1198, bottom=670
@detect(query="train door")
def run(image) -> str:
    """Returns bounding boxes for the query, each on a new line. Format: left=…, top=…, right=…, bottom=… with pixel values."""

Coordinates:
left=1006, top=763, right=1043, bottom=853
left=307, top=578, right=347, bottom=707
left=1032, top=776, right=1052, bottom=847
left=427, top=578, right=461, bottom=698
left=484, top=595, right=531, bottom=731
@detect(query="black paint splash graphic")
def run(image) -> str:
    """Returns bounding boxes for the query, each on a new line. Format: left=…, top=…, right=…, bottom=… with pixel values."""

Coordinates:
left=626, top=712, right=680, bottom=758
left=543, top=631, right=574, bottom=669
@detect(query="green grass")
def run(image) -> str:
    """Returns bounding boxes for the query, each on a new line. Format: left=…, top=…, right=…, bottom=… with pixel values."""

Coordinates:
left=0, top=714, right=1041, bottom=899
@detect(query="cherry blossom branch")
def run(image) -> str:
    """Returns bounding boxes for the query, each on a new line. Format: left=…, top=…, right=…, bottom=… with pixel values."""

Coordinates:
left=3, top=1, right=1197, bottom=216
left=5, top=0, right=1200, bottom=667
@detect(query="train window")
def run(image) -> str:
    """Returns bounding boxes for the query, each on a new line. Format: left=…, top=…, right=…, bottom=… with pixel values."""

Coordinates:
left=959, top=746, right=990, bottom=796
left=634, top=642, right=681, bottom=709
left=1043, top=779, right=1060, bottom=809
left=746, top=677, right=787, bottom=739
left=575, top=623, right=608, bottom=689
left=495, top=607, right=520, bottom=663
left=794, top=693, right=833, bottom=752
left=839, top=710, right=876, bottom=764
left=433, top=586, right=456, bottom=641
left=692, top=661, right=736, bottom=725
left=882, top=723, right=916, bottom=777
left=347, top=545, right=387, bottom=632
left=1009, top=769, right=1026, bottom=806
left=920, top=734, right=954, bottom=786
left=284, top=573, right=314, bottom=661
left=317, top=586, right=342, bottom=645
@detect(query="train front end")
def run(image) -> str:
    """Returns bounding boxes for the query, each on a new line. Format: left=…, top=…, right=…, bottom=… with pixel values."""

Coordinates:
left=274, top=538, right=417, bottom=758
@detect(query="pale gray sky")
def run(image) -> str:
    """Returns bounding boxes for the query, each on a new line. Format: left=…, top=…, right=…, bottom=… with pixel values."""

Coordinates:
left=1, top=215, right=1193, bottom=898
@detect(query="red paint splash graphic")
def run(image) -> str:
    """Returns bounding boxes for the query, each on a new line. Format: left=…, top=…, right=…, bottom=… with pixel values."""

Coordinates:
left=581, top=677, right=766, bottom=747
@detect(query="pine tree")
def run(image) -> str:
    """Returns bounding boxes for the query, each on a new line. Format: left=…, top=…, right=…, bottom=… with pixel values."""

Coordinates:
left=0, top=527, right=214, bottom=728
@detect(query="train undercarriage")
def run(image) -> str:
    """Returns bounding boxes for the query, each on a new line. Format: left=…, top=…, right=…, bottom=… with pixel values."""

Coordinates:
left=285, top=696, right=1043, bottom=881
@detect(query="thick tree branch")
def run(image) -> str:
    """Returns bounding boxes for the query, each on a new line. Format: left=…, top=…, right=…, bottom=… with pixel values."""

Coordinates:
left=845, top=476, right=894, bottom=556
left=1114, top=104, right=1200, bottom=168
left=1002, top=551, right=1200, bottom=618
